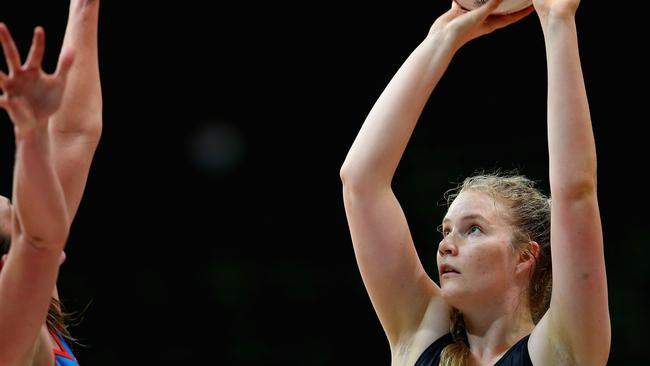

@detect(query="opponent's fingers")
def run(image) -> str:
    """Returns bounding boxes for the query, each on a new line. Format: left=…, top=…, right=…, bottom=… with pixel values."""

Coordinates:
left=25, top=26, right=46, bottom=70
left=55, top=48, right=75, bottom=82
left=0, top=23, right=23, bottom=74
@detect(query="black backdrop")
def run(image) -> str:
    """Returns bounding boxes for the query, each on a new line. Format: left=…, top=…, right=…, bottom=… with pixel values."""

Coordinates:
left=1, top=1, right=648, bottom=365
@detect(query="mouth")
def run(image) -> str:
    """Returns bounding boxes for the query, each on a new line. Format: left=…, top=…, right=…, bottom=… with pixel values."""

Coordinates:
left=439, top=264, right=460, bottom=277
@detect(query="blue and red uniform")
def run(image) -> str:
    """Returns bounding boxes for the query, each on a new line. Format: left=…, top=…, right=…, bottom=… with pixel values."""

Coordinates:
left=51, top=331, right=79, bottom=366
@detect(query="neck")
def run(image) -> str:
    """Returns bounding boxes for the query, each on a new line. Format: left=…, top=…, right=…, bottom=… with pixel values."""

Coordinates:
left=460, top=289, right=534, bottom=363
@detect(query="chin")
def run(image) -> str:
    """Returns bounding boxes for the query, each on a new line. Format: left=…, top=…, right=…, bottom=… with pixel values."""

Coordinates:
left=440, top=283, right=469, bottom=309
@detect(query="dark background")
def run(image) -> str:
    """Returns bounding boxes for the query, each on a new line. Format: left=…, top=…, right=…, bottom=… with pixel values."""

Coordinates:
left=1, top=1, right=647, bottom=365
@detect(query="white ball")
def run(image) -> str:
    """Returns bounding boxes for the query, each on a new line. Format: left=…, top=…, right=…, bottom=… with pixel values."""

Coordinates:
left=454, top=0, right=532, bottom=15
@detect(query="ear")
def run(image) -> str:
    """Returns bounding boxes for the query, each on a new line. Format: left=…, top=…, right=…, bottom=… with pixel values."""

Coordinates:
left=516, top=241, right=540, bottom=275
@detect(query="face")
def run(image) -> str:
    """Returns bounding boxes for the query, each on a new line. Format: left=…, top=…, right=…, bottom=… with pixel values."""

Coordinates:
left=437, top=190, right=520, bottom=308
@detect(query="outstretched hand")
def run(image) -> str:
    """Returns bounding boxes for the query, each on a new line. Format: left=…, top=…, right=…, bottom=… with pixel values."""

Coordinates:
left=430, top=0, right=534, bottom=50
left=0, top=23, right=74, bottom=135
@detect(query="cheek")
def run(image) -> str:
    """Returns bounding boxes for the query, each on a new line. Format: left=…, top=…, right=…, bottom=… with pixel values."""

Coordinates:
left=470, top=247, right=511, bottom=279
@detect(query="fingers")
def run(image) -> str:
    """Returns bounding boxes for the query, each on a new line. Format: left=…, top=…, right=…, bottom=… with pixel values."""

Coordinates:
left=472, top=0, right=505, bottom=20
left=0, top=70, right=7, bottom=88
left=25, top=26, right=46, bottom=70
left=490, top=5, right=535, bottom=29
left=55, top=48, right=75, bottom=82
left=0, top=23, right=23, bottom=74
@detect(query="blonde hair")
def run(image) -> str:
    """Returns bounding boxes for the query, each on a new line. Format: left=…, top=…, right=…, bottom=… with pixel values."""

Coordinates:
left=440, top=172, right=552, bottom=365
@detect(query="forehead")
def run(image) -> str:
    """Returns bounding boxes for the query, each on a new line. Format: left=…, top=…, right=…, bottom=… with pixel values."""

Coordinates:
left=444, top=190, right=507, bottom=224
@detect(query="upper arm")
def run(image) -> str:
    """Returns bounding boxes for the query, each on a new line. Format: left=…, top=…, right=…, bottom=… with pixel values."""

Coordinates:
left=50, top=132, right=101, bottom=221
left=530, top=191, right=610, bottom=365
left=0, top=238, right=62, bottom=364
left=342, top=183, right=448, bottom=346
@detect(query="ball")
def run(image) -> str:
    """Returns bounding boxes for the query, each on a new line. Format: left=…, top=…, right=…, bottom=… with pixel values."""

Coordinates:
left=454, top=0, right=532, bottom=15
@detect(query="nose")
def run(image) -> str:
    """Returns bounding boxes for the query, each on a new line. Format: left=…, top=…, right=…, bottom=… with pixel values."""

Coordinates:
left=438, top=235, right=458, bottom=256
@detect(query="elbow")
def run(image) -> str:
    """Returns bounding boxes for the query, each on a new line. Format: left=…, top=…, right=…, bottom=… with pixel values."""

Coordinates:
left=552, top=174, right=598, bottom=202
left=53, top=115, right=103, bottom=144
left=339, top=159, right=361, bottom=190
left=340, top=161, right=369, bottom=196
left=339, top=160, right=353, bottom=186
left=79, top=118, right=103, bottom=144
left=340, top=159, right=387, bottom=195
left=22, top=228, right=69, bottom=252
left=19, top=216, right=70, bottom=252
left=340, top=161, right=367, bottom=204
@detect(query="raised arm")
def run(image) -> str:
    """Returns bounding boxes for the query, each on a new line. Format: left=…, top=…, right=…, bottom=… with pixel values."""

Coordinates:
left=529, top=1, right=611, bottom=364
left=49, top=0, right=102, bottom=220
left=339, top=0, right=532, bottom=348
left=0, top=24, right=74, bottom=363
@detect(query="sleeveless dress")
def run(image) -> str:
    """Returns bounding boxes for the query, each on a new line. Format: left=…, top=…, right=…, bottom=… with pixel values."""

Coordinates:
left=51, top=331, right=80, bottom=366
left=414, top=333, right=533, bottom=366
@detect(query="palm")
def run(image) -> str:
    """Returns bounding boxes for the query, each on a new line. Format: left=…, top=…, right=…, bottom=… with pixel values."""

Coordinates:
left=3, top=67, right=66, bottom=123
left=0, top=24, right=73, bottom=129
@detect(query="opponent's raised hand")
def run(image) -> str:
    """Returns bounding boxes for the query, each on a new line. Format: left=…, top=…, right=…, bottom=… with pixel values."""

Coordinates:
left=0, top=23, right=74, bottom=135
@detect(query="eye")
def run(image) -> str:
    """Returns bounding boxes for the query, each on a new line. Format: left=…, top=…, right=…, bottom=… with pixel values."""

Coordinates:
left=468, top=225, right=482, bottom=235
left=437, top=224, right=450, bottom=237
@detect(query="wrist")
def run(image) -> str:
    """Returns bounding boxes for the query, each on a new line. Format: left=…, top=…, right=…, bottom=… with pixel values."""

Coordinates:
left=14, top=119, right=49, bottom=142
left=537, top=9, right=576, bottom=30
left=425, top=28, right=460, bottom=57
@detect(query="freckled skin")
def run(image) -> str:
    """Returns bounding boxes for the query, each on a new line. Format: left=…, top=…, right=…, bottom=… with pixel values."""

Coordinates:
left=437, top=190, right=521, bottom=310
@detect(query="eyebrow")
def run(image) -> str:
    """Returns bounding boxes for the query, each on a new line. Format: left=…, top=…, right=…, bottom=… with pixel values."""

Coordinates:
left=442, top=214, right=489, bottom=226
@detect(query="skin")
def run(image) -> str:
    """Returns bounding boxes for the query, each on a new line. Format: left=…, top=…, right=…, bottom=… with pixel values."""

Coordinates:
left=0, top=1, right=102, bottom=365
left=437, top=191, right=533, bottom=317
left=340, top=0, right=610, bottom=364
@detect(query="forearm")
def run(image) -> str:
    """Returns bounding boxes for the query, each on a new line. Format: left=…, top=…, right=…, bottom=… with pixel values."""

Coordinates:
left=49, top=0, right=102, bottom=219
left=543, top=15, right=596, bottom=198
left=50, top=0, right=102, bottom=137
left=13, top=126, right=70, bottom=250
left=341, top=32, right=456, bottom=189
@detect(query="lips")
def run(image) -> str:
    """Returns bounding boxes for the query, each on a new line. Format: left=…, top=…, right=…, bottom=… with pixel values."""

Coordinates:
left=439, top=263, right=460, bottom=276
